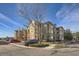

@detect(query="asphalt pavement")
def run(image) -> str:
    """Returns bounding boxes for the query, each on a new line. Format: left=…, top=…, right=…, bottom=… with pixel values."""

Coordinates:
left=1, top=40, right=79, bottom=56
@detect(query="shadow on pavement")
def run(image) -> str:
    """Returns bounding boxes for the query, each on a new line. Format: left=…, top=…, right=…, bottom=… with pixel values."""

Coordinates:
left=50, top=50, right=58, bottom=55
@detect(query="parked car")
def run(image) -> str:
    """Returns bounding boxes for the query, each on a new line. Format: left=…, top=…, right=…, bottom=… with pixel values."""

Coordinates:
left=8, top=39, right=21, bottom=43
left=24, top=39, right=38, bottom=46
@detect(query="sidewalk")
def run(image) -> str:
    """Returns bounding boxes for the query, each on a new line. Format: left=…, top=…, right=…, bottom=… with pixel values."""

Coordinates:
left=45, top=44, right=56, bottom=49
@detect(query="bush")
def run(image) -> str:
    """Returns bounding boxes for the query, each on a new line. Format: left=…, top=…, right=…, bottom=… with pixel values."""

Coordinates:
left=24, top=40, right=38, bottom=46
left=29, top=43, right=49, bottom=47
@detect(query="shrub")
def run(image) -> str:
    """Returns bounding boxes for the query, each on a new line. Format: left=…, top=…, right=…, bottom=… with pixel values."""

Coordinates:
left=24, top=40, right=38, bottom=46
left=29, top=43, right=49, bottom=47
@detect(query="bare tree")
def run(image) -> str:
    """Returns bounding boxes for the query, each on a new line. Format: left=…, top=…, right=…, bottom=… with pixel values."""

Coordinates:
left=17, top=3, right=46, bottom=44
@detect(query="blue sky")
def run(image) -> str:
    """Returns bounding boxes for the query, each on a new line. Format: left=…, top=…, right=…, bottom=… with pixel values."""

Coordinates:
left=0, top=3, right=79, bottom=37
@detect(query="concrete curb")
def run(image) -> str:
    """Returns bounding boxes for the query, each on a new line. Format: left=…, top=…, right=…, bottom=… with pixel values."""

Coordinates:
left=10, top=43, right=35, bottom=49
left=10, top=43, right=53, bottom=49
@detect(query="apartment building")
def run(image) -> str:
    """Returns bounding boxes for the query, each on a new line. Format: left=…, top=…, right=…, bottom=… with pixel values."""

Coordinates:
left=15, top=20, right=65, bottom=42
left=15, top=29, right=27, bottom=41
left=27, top=20, right=45, bottom=41
left=15, top=30, right=24, bottom=41
left=44, top=22, right=55, bottom=41
left=56, top=27, right=64, bottom=41
left=22, top=29, right=27, bottom=40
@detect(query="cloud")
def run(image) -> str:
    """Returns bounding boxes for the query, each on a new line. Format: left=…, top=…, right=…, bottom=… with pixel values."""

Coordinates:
left=0, top=22, right=13, bottom=30
left=0, top=13, right=25, bottom=28
left=0, top=29, right=14, bottom=37
left=0, top=13, right=26, bottom=37
left=56, top=4, right=79, bottom=32
left=56, top=4, right=76, bottom=20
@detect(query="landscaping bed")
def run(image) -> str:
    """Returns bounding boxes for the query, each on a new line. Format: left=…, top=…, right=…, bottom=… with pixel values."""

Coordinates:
left=29, top=43, right=49, bottom=47
left=24, top=40, right=49, bottom=47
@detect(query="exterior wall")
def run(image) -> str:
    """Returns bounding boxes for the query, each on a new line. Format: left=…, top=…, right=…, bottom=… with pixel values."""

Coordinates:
left=43, top=24, right=48, bottom=40
left=58, top=27, right=64, bottom=41
left=27, top=20, right=42, bottom=40
left=22, top=29, right=27, bottom=40
left=34, top=21, right=41, bottom=40
left=54, top=27, right=64, bottom=41
left=15, top=20, right=65, bottom=42
left=15, top=29, right=27, bottom=41
left=73, top=33, right=77, bottom=40
left=27, top=21, right=36, bottom=40
left=54, top=27, right=58, bottom=41
left=43, top=22, right=55, bottom=41
left=15, top=30, right=24, bottom=41
left=15, top=30, right=18, bottom=40
left=27, top=20, right=48, bottom=41
left=48, top=23, right=54, bottom=41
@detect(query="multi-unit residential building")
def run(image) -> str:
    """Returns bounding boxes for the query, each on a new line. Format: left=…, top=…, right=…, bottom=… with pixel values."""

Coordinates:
left=27, top=20, right=40, bottom=40
left=15, top=29, right=27, bottom=41
left=15, top=20, right=65, bottom=42
left=43, top=22, right=56, bottom=41
left=56, top=27, right=64, bottom=41
left=15, top=30, right=23, bottom=41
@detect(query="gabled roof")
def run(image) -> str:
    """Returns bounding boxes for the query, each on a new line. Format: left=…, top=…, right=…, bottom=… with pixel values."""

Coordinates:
left=57, top=26, right=64, bottom=30
left=44, top=21, right=54, bottom=26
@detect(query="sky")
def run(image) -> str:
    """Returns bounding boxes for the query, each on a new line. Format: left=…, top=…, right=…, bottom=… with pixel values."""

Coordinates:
left=0, top=3, right=79, bottom=37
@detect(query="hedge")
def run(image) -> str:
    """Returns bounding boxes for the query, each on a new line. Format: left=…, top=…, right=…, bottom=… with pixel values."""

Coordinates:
left=29, top=43, right=49, bottom=47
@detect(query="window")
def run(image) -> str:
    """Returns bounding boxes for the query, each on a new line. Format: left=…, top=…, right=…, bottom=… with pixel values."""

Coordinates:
left=44, top=24, right=47, bottom=27
left=31, top=30, right=33, bottom=32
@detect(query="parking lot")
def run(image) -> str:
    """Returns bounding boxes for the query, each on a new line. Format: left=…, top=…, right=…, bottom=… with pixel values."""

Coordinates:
left=0, top=44, right=51, bottom=56
left=1, top=40, right=79, bottom=56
